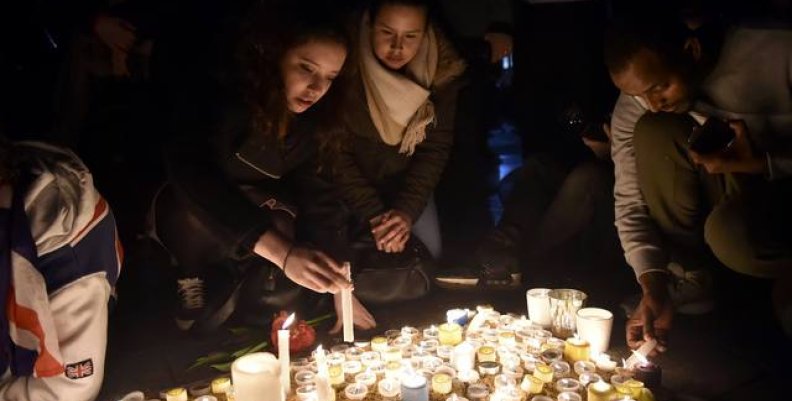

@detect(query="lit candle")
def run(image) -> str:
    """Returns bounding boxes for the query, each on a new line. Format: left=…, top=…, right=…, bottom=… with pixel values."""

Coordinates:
left=341, top=262, right=354, bottom=343
left=452, top=341, right=475, bottom=372
left=423, top=325, right=439, bottom=339
left=210, top=377, right=231, bottom=397
left=624, top=339, right=657, bottom=369
left=520, top=374, right=544, bottom=394
left=439, top=322, right=463, bottom=346
left=165, top=388, right=188, bottom=401
left=231, top=352, right=282, bottom=401
left=431, top=373, right=453, bottom=394
left=354, top=371, right=377, bottom=387
left=477, top=345, right=497, bottom=362
left=278, top=313, right=295, bottom=397
left=564, top=337, right=590, bottom=362
left=371, top=336, right=389, bottom=353
left=533, top=363, right=554, bottom=383
left=378, top=378, right=401, bottom=398
left=401, top=372, right=429, bottom=401
left=295, top=384, right=317, bottom=401
left=344, top=383, right=368, bottom=400
left=634, top=360, right=662, bottom=389
left=587, top=380, right=616, bottom=401
left=314, top=346, right=334, bottom=401
left=594, top=353, right=617, bottom=372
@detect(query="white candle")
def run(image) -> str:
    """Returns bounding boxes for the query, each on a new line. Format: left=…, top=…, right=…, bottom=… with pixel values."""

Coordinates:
left=278, top=313, right=295, bottom=397
left=342, top=262, right=354, bottom=343
left=314, top=346, right=335, bottom=401
left=452, top=341, right=475, bottom=372
left=625, top=339, right=657, bottom=369
left=526, top=288, right=552, bottom=328
left=231, top=352, right=282, bottom=401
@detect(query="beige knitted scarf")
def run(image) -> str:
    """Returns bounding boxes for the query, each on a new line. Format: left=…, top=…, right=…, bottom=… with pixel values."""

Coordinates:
left=359, top=14, right=439, bottom=155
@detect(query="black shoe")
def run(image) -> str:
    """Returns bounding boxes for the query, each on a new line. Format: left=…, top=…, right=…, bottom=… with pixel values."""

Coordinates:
left=175, top=267, right=244, bottom=333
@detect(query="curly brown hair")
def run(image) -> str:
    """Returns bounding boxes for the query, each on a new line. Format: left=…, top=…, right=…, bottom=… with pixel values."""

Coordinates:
left=236, top=0, right=356, bottom=165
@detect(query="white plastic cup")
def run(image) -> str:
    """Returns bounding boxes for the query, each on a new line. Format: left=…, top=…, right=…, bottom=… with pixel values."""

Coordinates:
left=575, top=308, right=614, bottom=355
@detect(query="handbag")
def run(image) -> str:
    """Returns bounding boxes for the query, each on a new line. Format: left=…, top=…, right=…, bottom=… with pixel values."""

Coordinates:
left=350, top=237, right=434, bottom=305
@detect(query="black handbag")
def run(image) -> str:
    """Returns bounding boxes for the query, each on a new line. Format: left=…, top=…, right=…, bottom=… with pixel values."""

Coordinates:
left=350, top=237, right=434, bottom=305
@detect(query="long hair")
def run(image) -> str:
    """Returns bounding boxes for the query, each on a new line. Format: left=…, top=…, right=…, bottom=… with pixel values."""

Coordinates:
left=236, top=0, right=355, bottom=160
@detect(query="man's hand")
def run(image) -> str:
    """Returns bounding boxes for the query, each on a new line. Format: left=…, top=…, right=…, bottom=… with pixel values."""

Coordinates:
left=370, top=209, right=412, bottom=253
left=93, top=14, right=137, bottom=52
left=484, top=32, right=513, bottom=63
left=627, top=272, right=673, bottom=356
left=690, top=120, right=767, bottom=175
left=330, top=292, right=377, bottom=334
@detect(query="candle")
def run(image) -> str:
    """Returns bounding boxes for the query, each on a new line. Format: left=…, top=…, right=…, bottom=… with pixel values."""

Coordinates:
left=355, top=371, right=377, bottom=387
left=314, top=346, right=334, bottom=401
left=210, top=377, right=231, bottom=396
left=295, top=385, right=317, bottom=401
left=564, top=337, right=590, bottom=362
left=418, top=339, right=438, bottom=354
left=278, top=313, right=295, bottom=396
left=521, top=375, right=544, bottom=394
left=423, top=325, right=439, bottom=339
left=385, top=361, right=403, bottom=379
left=294, top=370, right=315, bottom=386
left=587, top=381, right=615, bottom=401
left=231, top=352, right=282, bottom=401
left=634, top=361, right=662, bottom=389
left=555, top=378, right=581, bottom=393
left=498, top=331, right=516, bottom=346
left=624, top=339, right=657, bottom=369
left=165, top=388, right=188, bottom=401
left=193, top=396, right=218, bottom=401
left=457, top=369, right=480, bottom=384
left=557, top=391, right=582, bottom=401
left=439, top=323, right=463, bottom=346
left=437, top=345, right=453, bottom=360
left=328, top=363, right=344, bottom=385
left=371, top=336, right=389, bottom=353
left=551, top=360, right=571, bottom=376
left=466, top=384, right=489, bottom=401
left=573, top=360, right=596, bottom=375
left=622, top=379, right=644, bottom=399
left=343, top=360, right=362, bottom=376
left=431, top=373, right=452, bottom=394
left=533, top=363, right=554, bottom=383
left=383, top=346, right=403, bottom=362
left=402, top=326, right=420, bottom=341
left=477, top=345, right=496, bottom=362
left=344, top=383, right=368, bottom=400
left=540, top=348, right=563, bottom=363
left=401, top=372, right=429, bottom=401
left=345, top=347, right=363, bottom=361
left=594, top=353, right=617, bottom=372
left=361, top=351, right=381, bottom=366
left=422, top=356, right=443, bottom=372
left=530, top=397, right=553, bottom=401
left=526, top=288, right=552, bottom=328
left=493, top=374, right=517, bottom=390
left=341, top=262, right=354, bottom=343
left=378, top=378, right=401, bottom=398
left=452, top=342, right=475, bottom=372
left=446, top=394, right=469, bottom=401
left=578, top=372, right=602, bottom=387
left=478, top=361, right=500, bottom=376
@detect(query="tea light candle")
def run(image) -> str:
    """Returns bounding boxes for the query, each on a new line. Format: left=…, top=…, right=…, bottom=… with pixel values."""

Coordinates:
left=578, top=372, right=602, bottom=387
left=278, top=313, right=295, bottom=396
left=564, top=337, right=590, bottom=362
left=354, top=371, right=377, bottom=387
left=521, top=352, right=542, bottom=372
left=457, top=369, right=480, bottom=384
left=435, top=365, right=456, bottom=377
left=344, top=383, right=368, bottom=400
left=555, top=378, right=581, bottom=393
left=378, top=378, right=401, bottom=398
left=295, top=385, right=317, bottom=401
left=165, top=388, right=188, bottom=401
left=345, top=347, right=363, bottom=361
left=385, top=361, right=403, bottom=379
left=622, top=379, right=644, bottom=399
left=551, top=360, right=571, bottom=376
left=533, top=363, right=554, bottom=383
left=418, top=339, right=439, bottom=354
left=498, top=331, right=517, bottom=346
left=497, top=386, right=523, bottom=401
left=383, top=346, right=403, bottom=362
left=545, top=337, right=566, bottom=350
left=394, top=336, right=413, bottom=351
left=587, top=380, right=615, bottom=401
left=402, top=326, right=420, bottom=340
left=328, top=363, right=344, bottom=385
left=431, top=373, right=453, bottom=394
left=343, top=360, right=362, bottom=375
left=493, top=374, right=517, bottom=390
left=466, top=383, right=490, bottom=401
left=595, top=354, right=617, bottom=372
left=483, top=328, right=499, bottom=343
left=477, top=345, right=497, bottom=362
left=327, top=352, right=345, bottom=365
left=361, top=351, right=381, bottom=366
left=530, top=396, right=553, bottom=401
left=521, top=375, right=544, bottom=394
left=422, top=356, right=444, bottom=372
left=372, top=336, right=389, bottom=353
left=341, top=262, right=354, bottom=343
left=295, top=370, right=316, bottom=386
left=437, top=345, right=453, bottom=360
left=573, top=360, right=596, bottom=375
left=424, top=325, right=439, bottom=339
left=540, top=348, right=563, bottom=363
left=557, top=391, right=582, bottom=401
left=210, top=377, right=231, bottom=395
left=401, top=372, right=429, bottom=401
left=192, top=396, right=217, bottom=401
left=231, top=352, right=282, bottom=401
left=439, top=322, right=463, bottom=346
left=368, top=361, right=386, bottom=378
left=452, top=342, right=476, bottom=372
left=478, top=361, right=500, bottom=376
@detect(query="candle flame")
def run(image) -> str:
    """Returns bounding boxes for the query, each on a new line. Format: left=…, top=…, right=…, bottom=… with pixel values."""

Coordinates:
left=317, top=345, right=324, bottom=353
left=282, top=312, right=296, bottom=330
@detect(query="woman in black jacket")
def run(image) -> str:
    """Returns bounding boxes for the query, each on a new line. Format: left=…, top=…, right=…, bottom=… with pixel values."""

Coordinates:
left=334, top=0, right=465, bottom=258
left=153, top=1, right=375, bottom=333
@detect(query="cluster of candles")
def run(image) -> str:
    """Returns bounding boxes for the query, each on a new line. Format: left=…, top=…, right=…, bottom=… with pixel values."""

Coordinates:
left=263, top=306, right=660, bottom=401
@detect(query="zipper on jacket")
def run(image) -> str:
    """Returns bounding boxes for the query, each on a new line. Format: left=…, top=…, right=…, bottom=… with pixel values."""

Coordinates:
left=234, top=152, right=282, bottom=179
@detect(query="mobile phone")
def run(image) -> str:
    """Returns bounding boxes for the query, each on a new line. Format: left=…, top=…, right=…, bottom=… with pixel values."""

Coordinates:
left=687, top=118, right=735, bottom=154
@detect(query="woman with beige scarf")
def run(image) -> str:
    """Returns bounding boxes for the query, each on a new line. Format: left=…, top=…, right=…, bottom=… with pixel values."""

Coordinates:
left=333, top=0, right=466, bottom=258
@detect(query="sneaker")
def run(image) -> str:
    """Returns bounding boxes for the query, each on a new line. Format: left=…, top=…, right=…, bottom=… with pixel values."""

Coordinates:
left=620, top=263, right=714, bottom=318
left=175, top=277, right=206, bottom=331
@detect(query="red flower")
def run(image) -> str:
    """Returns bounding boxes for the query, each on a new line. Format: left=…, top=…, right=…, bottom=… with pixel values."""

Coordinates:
left=271, top=311, right=317, bottom=353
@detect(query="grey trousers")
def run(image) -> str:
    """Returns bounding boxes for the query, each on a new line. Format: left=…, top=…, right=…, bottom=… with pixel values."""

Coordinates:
left=633, top=112, right=792, bottom=278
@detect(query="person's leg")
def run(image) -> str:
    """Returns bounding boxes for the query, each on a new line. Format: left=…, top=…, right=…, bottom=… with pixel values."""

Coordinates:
left=411, top=196, right=442, bottom=259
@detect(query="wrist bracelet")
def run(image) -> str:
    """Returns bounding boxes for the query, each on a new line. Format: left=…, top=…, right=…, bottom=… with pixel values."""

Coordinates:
left=282, top=245, right=295, bottom=272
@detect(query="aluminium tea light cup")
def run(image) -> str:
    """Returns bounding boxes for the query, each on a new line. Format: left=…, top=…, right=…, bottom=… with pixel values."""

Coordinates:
left=378, top=378, right=401, bottom=398
left=558, top=391, right=583, bottom=401
left=344, top=383, right=369, bottom=400
left=573, top=360, right=596, bottom=375
left=556, top=378, right=582, bottom=393
left=295, top=384, right=317, bottom=401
